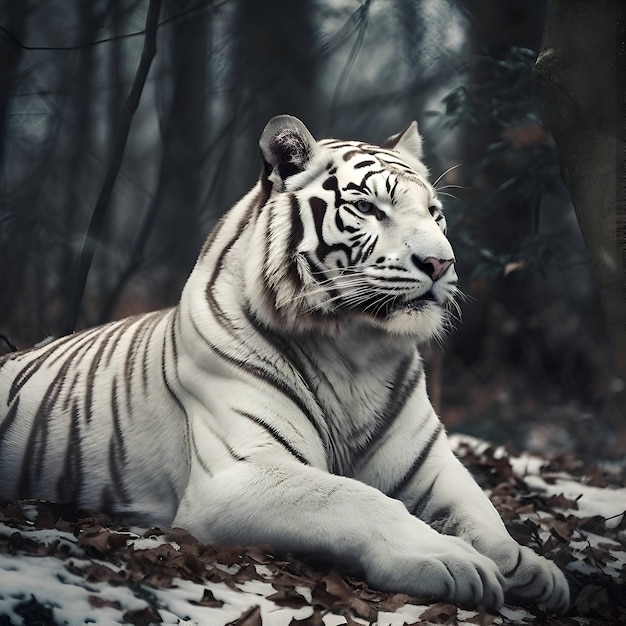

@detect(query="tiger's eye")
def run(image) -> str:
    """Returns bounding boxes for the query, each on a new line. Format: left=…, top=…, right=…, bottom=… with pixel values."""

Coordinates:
left=355, top=200, right=376, bottom=214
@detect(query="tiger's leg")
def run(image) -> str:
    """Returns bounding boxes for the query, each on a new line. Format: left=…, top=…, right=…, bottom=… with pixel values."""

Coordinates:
left=173, top=453, right=505, bottom=611
left=391, top=430, right=570, bottom=613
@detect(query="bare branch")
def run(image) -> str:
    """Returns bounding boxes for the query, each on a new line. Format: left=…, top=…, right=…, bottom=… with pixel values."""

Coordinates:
left=63, top=0, right=162, bottom=335
left=0, top=2, right=221, bottom=52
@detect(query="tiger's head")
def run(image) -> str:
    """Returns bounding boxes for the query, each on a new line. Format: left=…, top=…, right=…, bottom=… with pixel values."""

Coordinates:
left=249, top=115, right=458, bottom=342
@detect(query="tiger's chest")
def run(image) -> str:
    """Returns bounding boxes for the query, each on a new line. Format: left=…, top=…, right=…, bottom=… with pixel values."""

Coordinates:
left=291, top=332, right=423, bottom=474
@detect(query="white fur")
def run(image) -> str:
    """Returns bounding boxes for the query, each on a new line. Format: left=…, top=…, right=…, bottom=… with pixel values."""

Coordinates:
left=0, top=117, right=570, bottom=613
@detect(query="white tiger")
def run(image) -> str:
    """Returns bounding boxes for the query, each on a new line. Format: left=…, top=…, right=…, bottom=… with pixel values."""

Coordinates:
left=0, top=115, right=569, bottom=613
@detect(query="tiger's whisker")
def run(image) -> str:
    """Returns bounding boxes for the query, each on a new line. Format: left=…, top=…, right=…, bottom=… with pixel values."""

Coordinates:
left=432, top=163, right=462, bottom=188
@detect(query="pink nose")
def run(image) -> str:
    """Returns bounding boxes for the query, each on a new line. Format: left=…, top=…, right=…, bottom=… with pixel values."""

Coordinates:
left=413, top=256, right=454, bottom=281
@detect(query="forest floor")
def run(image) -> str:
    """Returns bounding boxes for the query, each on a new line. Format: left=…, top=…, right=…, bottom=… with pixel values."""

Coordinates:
left=0, top=435, right=625, bottom=626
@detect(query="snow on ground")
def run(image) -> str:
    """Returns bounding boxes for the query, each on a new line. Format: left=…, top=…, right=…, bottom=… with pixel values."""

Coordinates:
left=1, top=436, right=624, bottom=625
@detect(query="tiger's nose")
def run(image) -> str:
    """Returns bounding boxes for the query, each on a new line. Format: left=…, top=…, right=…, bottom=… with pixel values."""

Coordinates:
left=412, top=255, right=454, bottom=281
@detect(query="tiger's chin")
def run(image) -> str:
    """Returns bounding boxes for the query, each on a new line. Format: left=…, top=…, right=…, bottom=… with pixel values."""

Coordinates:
left=360, top=302, right=445, bottom=342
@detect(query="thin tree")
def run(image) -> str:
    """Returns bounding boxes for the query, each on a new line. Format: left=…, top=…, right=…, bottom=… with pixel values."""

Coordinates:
left=64, top=0, right=162, bottom=336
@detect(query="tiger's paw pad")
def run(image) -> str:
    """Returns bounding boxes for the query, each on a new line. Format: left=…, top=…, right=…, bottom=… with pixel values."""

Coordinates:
left=497, top=544, right=570, bottom=614
left=367, top=540, right=505, bottom=612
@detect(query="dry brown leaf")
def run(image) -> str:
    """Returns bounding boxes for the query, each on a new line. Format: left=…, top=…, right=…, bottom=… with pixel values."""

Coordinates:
left=226, top=604, right=262, bottom=626
left=575, top=584, right=615, bottom=620
left=418, top=602, right=458, bottom=624
left=88, top=595, right=122, bottom=610
left=190, top=588, right=224, bottom=608
left=267, top=585, right=310, bottom=609
left=315, top=571, right=377, bottom=620
left=123, top=606, right=163, bottom=626
left=67, top=561, right=127, bottom=584
left=289, top=609, right=325, bottom=626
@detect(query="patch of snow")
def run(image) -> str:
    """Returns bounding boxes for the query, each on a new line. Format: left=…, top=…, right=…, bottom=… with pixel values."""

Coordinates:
left=523, top=474, right=626, bottom=522
left=0, top=553, right=147, bottom=625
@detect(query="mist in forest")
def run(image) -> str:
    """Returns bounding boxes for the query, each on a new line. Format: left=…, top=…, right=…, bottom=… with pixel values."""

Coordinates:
left=0, top=0, right=621, bottom=460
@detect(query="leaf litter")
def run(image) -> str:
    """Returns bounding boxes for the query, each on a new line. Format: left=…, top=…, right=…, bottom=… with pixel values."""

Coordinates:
left=0, top=435, right=624, bottom=625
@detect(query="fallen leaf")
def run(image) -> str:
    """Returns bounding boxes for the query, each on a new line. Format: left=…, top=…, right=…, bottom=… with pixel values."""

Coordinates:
left=575, top=584, right=615, bottom=620
left=289, top=609, right=325, bottom=626
left=313, top=571, right=377, bottom=620
left=419, top=602, right=458, bottom=624
left=123, top=606, right=162, bottom=626
left=88, top=595, right=122, bottom=609
left=267, top=585, right=309, bottom=609
left=190, top=588, right=224, bottom=608
left=226, top=604, right=262, bottom=626
left=67, top=561, right=127, bottom=584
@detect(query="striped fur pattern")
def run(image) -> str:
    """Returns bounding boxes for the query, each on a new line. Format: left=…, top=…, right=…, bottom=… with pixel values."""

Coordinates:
left=0, top=116, right=569, bottom=612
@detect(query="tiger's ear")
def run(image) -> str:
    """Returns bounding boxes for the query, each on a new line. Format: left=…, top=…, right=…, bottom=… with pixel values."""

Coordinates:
left=259, top=115, right=317, bottom=182
left=382, top=121, right=429, bottom=177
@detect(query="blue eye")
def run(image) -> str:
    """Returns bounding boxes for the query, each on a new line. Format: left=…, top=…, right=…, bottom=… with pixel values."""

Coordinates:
left=354, top=200, right=376, bottom=215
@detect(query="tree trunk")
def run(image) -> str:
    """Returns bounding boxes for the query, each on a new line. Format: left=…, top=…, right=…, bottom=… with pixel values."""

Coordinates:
left=148, top=7, right=210, bottom=303
left=232, top=0, right=318, bottom=187
left=533, top=1, right=626, bottom=440
left=64, top=0, right=162, bottom=335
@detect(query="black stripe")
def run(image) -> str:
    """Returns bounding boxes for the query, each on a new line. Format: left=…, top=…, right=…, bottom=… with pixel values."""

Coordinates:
left=62, top=370, right=81, bottom=413
left=309, top=196, right=353, bottom=263
left=104, top=373, right=134, bottom=517
left=123, top=315, right=153, bottom=394
left=373, top=276, right=420, bottom=284
left=101, top=318, right=134, bottom=368
left=428, top=505, right=452, bottom=532
left=7, top=328, right=99, bottom=405
left=387, top=424, right=443, bottom=499
left=84, top=325, right=122, bottom=424
left=165, top=311, right=244, bottom=470
left=138, top=311, right=163, bottom=394
left=110, top=377, right=128, bottom=465
left=239, top=309, right=328, bottom=445
left=17, top=334, right=103, bottom=494
left=197, top=209, right=228, bottom=261
left=47, top=326, right=103, bottom=367
left=341, top=204, right=363, bottom=219
left=409, top=473, right=439, bottom=517
left=287, top=194, right=304, bottom=285
left=344, top=169, right=385, bottom=194
left=341, top=148, right=366, bottom=161
left=160, top=312, right=200, bottom=474
left=355, top=353, right=423, bottom=469
left=109, top=436, right=131, bottom=508
left=56, top=399, right=82, bottom=502
left=205, top=202, right=256, bottom=338
left=361, top=234, right=378, bottom=263
left=0, top=396, right=20, bottom=475
left=387, top=174, right=399, bottom=201
left=190, top=312, right=326, bottom=452
left=324, top=142, right=364, bottom=152
left=261, top=199, right=284, bottom=313
left=235, top=410, right=310, bottom=465
left=241, top=310, right=348, bottom=473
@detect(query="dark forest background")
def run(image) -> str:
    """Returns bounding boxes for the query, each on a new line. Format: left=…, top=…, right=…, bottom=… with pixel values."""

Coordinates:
left=0, top=0, right=623, bottom=463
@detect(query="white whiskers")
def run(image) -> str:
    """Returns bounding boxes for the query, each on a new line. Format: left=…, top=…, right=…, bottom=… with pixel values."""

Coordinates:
left=432, top=163, right=463, bottom=189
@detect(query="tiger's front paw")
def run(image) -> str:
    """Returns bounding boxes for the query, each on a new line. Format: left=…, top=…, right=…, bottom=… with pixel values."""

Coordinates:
left=489, top=542, right=570, bottom=614
left=364, top=535, right=505, bottom=612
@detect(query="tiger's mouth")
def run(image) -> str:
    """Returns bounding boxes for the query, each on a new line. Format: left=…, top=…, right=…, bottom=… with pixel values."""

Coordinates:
left=353, top=291, right=439, bottom=318
left=404, top=291, right=439, bottom=310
